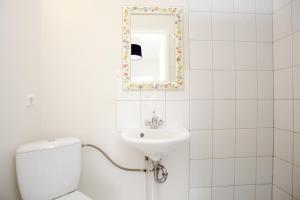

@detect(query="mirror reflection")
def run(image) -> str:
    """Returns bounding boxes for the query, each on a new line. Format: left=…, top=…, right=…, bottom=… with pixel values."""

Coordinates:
left=130, top=14, right=176, bottom=82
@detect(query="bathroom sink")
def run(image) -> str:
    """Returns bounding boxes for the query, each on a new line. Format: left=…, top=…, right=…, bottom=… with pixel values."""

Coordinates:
left=121, top=127, right=190, bottom=161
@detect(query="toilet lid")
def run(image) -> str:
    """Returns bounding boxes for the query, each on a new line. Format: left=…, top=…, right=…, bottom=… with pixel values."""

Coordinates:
left=56, top=191, right=92, bottom=200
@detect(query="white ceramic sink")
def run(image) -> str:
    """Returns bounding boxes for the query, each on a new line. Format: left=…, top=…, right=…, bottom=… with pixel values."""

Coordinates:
left=121, top=127, right=190, bottom=161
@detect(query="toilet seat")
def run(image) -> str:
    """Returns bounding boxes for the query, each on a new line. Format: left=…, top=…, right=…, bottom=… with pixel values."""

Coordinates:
left=56, top=191, right=92, bottom=200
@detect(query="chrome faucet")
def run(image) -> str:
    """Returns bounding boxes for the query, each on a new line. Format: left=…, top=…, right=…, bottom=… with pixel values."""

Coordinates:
left=145, top=111, right=164, bottom=129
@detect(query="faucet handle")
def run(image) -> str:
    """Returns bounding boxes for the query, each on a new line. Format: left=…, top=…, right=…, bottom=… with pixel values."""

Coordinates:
left=158, top=120, right=164, bottom=126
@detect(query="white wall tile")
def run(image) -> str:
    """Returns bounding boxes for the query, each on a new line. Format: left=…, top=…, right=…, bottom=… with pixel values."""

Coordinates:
left=293, top=166, right=300, bottom=199
left=213, top=71, right=235, bottom=99
left=141, top=90, right=165, bottom=101
left=293, top=32, right=300, bottom=66
left=166, top=101, right=189, bottom=128
left=236, top=100, right=257, bottom=128
left=190, top=70, right=212, bottom=99
left=256, top=14, right=273, bottom=42
left=294, top=66, right=300, bottom=99
left=236, top=71, right=257, bottom=99
left=273, top=185, right=293, bottom=200
left=213, top=100, right=236, bottom=129
left=117, top=101, right=140, bottom=129
left=236, top=42, right=257, bottom=70
left=225, top=84, right=242, bottom=106
left=190, top=188, right=211, bottom=200
left=293, top=0, right=300, bottom=32
left=189, top=12, right=212, bottom=40
left=235, top=14, right=256, bottom=41
left=234, top=185, right=256, bottom=200
left=189, top=0, right=211, bottom=11
left=234, top=0, right=255, bottom=13
left=274, top=100, right=293, bottom=130
left=257, top=128, right=274, bottom=156
left=235, top=157, right=257, bottom=185
left=213, top=129, right=235, bottom=158
left=190, top=41, right=212, bottom=69
left=212, top=0, right=233, bottom=12
left=213, top=41, right=235, bottom=70
left=273, top=0, right=291, bottom=12
left=212, top=13, right=234, bottom=41
left=190, top=130, right=212, bottom=159
left=258, top=100, right=273, bottom=127
left=273, top=158, right=293, bottom=194
left=274, top=68, right=293, bottom=99
left=256, top=157, right=273, bottom=184
left=190, top=100, right=213, bottom=129
left=236, top=129, right=257, bottom=157
left=295, top=100, right=300, bottom=132
left=274, top=129, right=294, bottom=162
left=256, top=0, right=273, bottom=14
left=258, top=71, right=273, bottom=99
left=213, top=158, right=235, bottom=186
left=273, top=4, right=292, bottom=40
left=257, top=42, right=273, bottom=70
left=256, top=184, right=272, bottom=200
left=183, top=0, right=276, bottom=196
left=274, top=36, right=293, bottom=69
left=294, top=133, right=300, bottom=166
left=190, top=159, right=212, bottom=187
left=212, top=187, right=234, bottom=200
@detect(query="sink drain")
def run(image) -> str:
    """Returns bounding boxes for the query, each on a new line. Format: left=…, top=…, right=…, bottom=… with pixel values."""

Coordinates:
left=140, top=133, right=144, bottom=138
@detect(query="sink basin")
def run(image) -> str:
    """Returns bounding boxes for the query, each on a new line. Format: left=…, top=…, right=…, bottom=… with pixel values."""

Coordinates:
left=121, top=127, right=190, bottom=161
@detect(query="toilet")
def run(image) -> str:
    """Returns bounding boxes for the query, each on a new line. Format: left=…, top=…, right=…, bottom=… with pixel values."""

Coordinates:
left=16, top=138, right=92, bottom=200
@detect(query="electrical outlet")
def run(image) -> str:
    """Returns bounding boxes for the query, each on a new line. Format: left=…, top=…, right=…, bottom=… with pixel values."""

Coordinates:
left=26, top=94, right=35, bottom=107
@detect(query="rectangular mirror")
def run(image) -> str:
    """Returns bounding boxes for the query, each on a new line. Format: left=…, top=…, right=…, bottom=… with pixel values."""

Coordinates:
left=122, top=6, right=184, bottom=90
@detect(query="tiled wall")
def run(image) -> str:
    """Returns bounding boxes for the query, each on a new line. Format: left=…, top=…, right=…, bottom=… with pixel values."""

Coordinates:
left=116, top=0, right=274, bottom=199
left=188, top=0, right=273, bottom=200
left=273, top=0, right=300, bottom=199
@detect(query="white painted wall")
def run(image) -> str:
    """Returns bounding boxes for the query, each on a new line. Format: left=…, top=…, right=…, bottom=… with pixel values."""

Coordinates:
left=0, top=0, right=41, bottom=199
left=40, top=1, right=188, bottom=200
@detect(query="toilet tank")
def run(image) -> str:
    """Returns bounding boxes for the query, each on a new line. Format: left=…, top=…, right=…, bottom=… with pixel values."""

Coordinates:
left=16, top=138, right=81, bottom=200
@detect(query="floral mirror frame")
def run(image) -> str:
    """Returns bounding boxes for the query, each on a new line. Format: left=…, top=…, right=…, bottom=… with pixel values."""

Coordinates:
left=122, top=6, right=184, bottom=90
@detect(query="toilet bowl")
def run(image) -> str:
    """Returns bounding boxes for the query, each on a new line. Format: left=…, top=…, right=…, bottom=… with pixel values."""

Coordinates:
left=56, top=191, right=91, bottom=200
left=16, top=138, right=92, bottom=200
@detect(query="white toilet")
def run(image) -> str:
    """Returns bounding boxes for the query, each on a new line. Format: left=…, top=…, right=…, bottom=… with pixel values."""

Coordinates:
left=16, top=138, right=92, bottom=200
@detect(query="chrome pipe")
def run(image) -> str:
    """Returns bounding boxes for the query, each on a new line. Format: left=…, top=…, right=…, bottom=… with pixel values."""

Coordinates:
left=82, top=144, right=147, bottom=172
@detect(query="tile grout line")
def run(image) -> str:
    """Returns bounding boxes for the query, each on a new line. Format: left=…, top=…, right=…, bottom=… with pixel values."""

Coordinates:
left=232, top=0, right=239, bottom=200
left=271, top=0, right=275, bottom=197
left=291, top=0, right=295, bottom=198
left=190, top=155, right=274, bottom=161
left=189, top=10, right=273, bottom=15
left=254, top=0, right=259, bottom=197
left=210, top=0, right=214, bottom=198
left=233, top=0, right=237, bottom=198
left=272, top=184, right=296, bottom=199
left=191, top=182, right=273, bottom=189
left=273, top=155, right=300, bottom=169
left=187, top=3, right=192, bottom=200
left=187, top=3, right=191, bottom=200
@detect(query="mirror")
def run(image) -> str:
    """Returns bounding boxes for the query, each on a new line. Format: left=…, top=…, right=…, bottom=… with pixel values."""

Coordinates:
left=122, top=7, right=184, bottom=90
